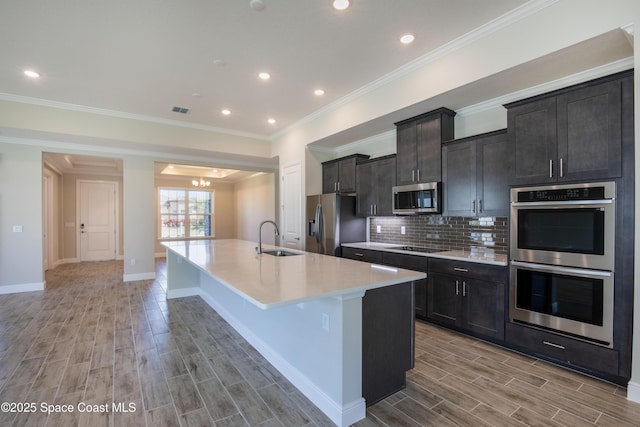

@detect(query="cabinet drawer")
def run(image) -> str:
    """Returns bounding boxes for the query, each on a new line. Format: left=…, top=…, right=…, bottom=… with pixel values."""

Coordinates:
left=505, top=322, right=619, bottom=376
left=428, top=258, right=504, bottom=282
left=382, top=252, right=427, bottom=272
left=341, top=247, right=383, bottom=264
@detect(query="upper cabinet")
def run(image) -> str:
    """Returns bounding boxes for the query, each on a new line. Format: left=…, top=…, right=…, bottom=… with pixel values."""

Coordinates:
left=442, top=130, right=509, bottom=217
left=395, top=108, right=456, bottom=185
left=322, top=154, right=369, bottom=194
left=507, top=72, right=629, bottom=185
left=356, top=155, right=396, bottom=217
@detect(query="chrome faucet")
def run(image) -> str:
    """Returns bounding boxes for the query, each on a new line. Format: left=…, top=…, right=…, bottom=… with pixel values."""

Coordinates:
left=257, top=220, right=279, bottom=254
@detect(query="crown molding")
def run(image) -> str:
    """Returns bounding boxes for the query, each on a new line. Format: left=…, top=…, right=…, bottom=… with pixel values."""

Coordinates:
left=456, top=57, right=634, bottom=118
left=274, top=0, right=558, bottom=140
left=0, top=93, right=270, bottom=142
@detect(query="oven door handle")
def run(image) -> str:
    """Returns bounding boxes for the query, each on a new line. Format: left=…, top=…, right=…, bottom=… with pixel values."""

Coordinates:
left=510, top=261, right=613, bottom=277
left=511, top=199, right=613, bottom=207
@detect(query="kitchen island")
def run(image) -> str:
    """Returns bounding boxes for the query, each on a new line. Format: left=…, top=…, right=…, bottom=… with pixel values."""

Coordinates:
left=163, top=239, right=426, bottom=427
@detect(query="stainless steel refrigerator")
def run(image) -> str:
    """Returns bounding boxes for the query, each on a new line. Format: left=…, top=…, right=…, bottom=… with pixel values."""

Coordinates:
left=306, top=194, right=366, bottom=256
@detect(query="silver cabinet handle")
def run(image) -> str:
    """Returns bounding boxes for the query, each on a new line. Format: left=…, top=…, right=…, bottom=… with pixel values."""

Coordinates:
left=462, top=281, right=466, bottom=297
left=560, top=158, right=564, bottom=177
left=370, top=205, right=373, bottom=215
left=472, top=200, right=476, bottom=213
left=417, top=169, right=420, bottom=182
left=549, top=159, right=553, bottom=178
left=543, top=341, right=565, bottom=350
left=374, top=204, right=377, bottom=215
left=355, top=253, right=364, bottom=257
left=453, top=267, right=468, bottom=272
left=479, top=199, right=483, bottom=213
left=412, top=170, right=415, bottom=182
left=455, top=280, right=459, bottom=295
left=334, top=182, right=337, bottom=192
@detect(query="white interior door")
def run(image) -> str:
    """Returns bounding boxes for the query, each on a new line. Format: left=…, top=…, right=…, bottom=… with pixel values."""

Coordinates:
left=43, top=174, right=51, bottom=271
left=281, top=163, right=301, bottom=249
left=79, top=180, right=116, bottom=261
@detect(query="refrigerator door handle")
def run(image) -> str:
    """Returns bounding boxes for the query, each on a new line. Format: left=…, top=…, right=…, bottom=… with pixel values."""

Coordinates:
left=315, top=204, right=323, bottom=245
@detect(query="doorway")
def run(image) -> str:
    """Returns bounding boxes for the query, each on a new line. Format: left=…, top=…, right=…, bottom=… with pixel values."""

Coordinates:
left=77, top=180, right=118, bottom=261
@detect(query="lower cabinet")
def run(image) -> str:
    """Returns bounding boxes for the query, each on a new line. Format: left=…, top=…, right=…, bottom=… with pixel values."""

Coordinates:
left=427, top=258, right=506, bottom=340
left=342, top=247, right=428, bottom=320
left=341, top=246, right=383, bottom=264
left=381, top=252, right=428, bottom=320
left=505, top=322, right=619, bottom=378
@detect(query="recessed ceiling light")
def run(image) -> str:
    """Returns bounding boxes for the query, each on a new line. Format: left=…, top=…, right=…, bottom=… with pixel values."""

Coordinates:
left=221, top=109, right=231, bottom=116
left=23, top=69, right=40, bottom=78
left=400, top=34, right=415, bottom=44
left=314, top=89, right=325, bottom=96
left=333, top=0, right=349, bottom=10
left=213, top=59, right=227, bottom=67
left=267, top=118, right=276, bottom=125
left=250, top=0, right=266, bottom=11
left=258, top=72, right=271, bottom=80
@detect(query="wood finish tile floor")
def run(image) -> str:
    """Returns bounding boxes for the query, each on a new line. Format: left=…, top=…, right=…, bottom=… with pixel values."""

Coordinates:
left=0, top=260, right=638, bottom=426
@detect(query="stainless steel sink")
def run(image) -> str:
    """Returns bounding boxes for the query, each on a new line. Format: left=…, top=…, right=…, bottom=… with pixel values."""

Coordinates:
left=261, top=249, right=300, bottom=257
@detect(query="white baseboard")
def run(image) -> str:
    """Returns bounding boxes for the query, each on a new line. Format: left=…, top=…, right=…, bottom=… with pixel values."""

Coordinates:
left=0, top=282, right=45, bottom=294
left=122, top=272, right=156, bottom=282
left=166, top=287, right=200, bottom=299
left=196, top=288, right=365, bottom=427
left=627, top=380, right=640, bottom=403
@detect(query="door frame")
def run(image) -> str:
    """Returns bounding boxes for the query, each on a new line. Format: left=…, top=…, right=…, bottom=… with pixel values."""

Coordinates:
left=42, top=171, right=54, bottom=271
left=76, top=179, right=119, bottom=261
left=281, top=162, right=302, bottom=250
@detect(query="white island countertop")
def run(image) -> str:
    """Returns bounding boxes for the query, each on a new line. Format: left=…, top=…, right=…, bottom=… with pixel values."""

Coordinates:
left=163, top=239, right=426, bottom=309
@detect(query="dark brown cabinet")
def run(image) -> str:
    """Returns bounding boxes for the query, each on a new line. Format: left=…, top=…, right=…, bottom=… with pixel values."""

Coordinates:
left=442, top=130, right=509, bottom=217
left=507, top=74, right=625, bottom=185
left=341, top=246, right=383, bottom=264
left=342, top=247, right=428, bottom=319
left=356, top=155, right=396, bottom=216
left=427, top=258, right=505, bottom=340
left=505, top=322, right=619, bottom=377
left=362, top=281, right=414, bottom=404
left=395, top=108, right=455, bottom=185
left=322, top=154, right=369, bottom=194
left=381, top=252, right=428, bottom=320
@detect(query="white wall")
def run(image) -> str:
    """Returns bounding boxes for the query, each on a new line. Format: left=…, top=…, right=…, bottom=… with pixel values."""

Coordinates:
left=0, top=143, right=43, bottom=291
left=234, top=173, right=277, bottom=245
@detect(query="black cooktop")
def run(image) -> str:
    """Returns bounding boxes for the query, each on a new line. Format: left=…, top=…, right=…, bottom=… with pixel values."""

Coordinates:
left=389, top=245, right=441, bottom=253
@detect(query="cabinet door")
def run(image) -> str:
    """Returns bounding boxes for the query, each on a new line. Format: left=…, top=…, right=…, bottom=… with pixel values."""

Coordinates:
left=442, top=141, right=476, bottom=216
left=373, top=156, right=396, bottom=216
left=396, top=122, right=417, bottom=185
left=462, top=277, right=504, bottom=340
left=509, top=97, right=557, bottom=185
left=356, top=162, right=375, bottom=216
left=556, top=79, right=622, bottom=181
left=338, top=157, right=358, bottom=193
left=427, top=272, right=461, bottom=328
left=322, top=162, right=339, bottom=193
left=416, top=116, right=443, bottom=183
left=476, top=132, right=509, bottom=217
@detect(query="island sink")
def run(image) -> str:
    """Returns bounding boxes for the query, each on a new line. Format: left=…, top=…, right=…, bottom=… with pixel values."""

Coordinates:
left=261, top=249, right=300, bottom=257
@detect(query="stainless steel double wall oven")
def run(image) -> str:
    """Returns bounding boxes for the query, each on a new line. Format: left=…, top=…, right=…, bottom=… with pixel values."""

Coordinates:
left=509, top=181, right=615, bottom=347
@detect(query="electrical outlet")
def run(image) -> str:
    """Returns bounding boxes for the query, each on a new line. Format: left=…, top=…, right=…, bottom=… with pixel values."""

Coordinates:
left=376, top=225, right=381, bottom=233
left=401, top=226, right=406, bottom=235
left=130, top=258, right=136, bottom=265
left=322, top=313, right=330, bottom=331
left=12, top=225, right=23, bottom=233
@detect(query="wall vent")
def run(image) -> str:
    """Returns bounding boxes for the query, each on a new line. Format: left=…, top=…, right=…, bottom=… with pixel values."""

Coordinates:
left=171, top=106, right=190, bottom=114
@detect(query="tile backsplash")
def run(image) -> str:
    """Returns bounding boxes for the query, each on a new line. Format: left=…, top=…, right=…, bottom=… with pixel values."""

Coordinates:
left=369, top=216, right=508, bottom=255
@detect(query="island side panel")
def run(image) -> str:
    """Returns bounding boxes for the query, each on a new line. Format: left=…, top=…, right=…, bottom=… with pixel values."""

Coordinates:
left=362, top=281, right=415, bottom=405
left=166, top=249, right=201, bottom=298
left=197, top=270, right=367, bottom=427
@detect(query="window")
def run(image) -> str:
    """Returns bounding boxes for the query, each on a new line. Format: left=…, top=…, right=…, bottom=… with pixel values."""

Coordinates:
left=159, top=188, right=214, bottom=239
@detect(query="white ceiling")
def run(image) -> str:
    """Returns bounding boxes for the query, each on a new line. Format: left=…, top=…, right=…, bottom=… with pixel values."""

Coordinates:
left=1, top=0, right=530, bottom=139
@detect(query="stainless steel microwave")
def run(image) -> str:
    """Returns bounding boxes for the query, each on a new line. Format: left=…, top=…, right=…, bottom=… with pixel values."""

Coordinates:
left=392, top=182, right=441, bottom=214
